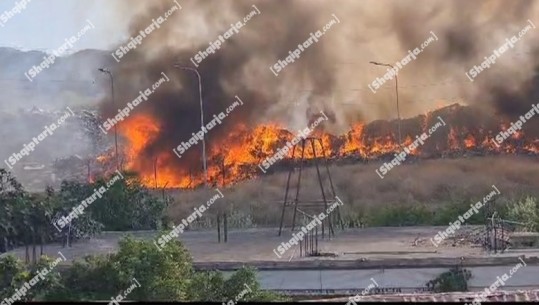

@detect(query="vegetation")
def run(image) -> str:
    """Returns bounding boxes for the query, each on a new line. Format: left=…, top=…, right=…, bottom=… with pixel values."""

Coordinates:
left=507, top=196, right=539, bottom=232
left=0, top=169, right=166, bottom=261
left=352, top=197, right=490, bottom=227
left=0, top=169, right=57, bottom=261
left=0, top=255, right=63, bottom=301
left=0, top=169, right=282, bottom=302
left=50, top=171, right=166, bottom=232
left=167, top=156, right=539, bottom=229
left=426, top=266, right=472, bottom=293
left=0, top=236, right=284, bottom=302
left=2, top=156, right=538, bottom=300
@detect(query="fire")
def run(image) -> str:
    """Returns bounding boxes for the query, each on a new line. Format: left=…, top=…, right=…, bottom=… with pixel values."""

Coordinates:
left=464, top=133, right=477, bottom=149
left=341, top=124, right=365, bottom=157
left=100, top=108, right=539, bottom=189
left=120, top=114, right=160, bottom=159
left=117, top=114, right=196, bottom=188
left=368, top=134, right=399, bottom=155
left=401, top=135, right=418, bottom=154
left=525, top=140, right=539, bottom=154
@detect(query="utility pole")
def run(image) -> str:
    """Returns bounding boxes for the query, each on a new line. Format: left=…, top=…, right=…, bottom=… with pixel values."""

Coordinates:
left=98, top=68, right=120, bottom=170
left=369, top=61, right=402, bottom=148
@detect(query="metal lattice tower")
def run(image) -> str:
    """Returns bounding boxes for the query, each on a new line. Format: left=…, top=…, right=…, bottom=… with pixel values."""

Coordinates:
left=278, top=137, right=344, bottom=238
left=483, top=199, right=516, bottom=253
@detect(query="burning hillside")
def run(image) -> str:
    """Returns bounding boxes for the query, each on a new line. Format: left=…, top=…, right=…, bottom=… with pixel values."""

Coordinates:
left=103, top=103, right=539, bottom=189
left=86, top=0, right=539, bottom=189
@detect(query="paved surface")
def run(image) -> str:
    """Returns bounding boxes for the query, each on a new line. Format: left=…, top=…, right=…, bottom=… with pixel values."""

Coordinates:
left=2, top=226, right=501, bottom=263
left=245, top=265, right=539, bottom=294
left=4, top=226, right=539, bottom=294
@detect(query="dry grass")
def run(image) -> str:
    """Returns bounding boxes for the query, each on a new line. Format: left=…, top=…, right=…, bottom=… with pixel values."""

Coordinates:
left=165, top=155, right=539, bottom=228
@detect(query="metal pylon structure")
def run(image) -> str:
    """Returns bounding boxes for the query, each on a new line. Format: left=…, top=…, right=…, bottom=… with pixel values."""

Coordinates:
left=278, top=137, right=344, bottom=238
left=483, top=199, right=515, bottom=253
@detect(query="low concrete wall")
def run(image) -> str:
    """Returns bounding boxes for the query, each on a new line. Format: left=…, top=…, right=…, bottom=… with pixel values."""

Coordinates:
left=208, top=256, right=539, bottom=295
left=194, top=256, right=539, bottom=271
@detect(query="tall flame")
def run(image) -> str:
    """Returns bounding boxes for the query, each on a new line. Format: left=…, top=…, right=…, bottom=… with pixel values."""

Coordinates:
left=104, top=110, right=539, bottom=189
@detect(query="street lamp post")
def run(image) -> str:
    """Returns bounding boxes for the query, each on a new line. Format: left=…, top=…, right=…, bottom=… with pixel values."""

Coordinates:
left=98, top=68, right=120, bottom=170
left=174, top=65, right=227, bottom=242
left=173, top=65, right=208, bottom=187
left=369, top=61, right=402, bottom=147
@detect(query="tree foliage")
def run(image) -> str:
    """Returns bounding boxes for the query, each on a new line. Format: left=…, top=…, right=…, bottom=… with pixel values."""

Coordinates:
left=33, top=236, right=281, bottom=302
left=426, top=266, right=472, bottom=293
left=0, top=169, right=56, bottom=261
left=1, top=169, right=166, bottom=257
left=0, top=255, right=63, bottom=301
left=86, top=172, right=166, bottom=231
left=507, top=196, right=539, bottom=232
left=0, top=169, right=281, bottom=302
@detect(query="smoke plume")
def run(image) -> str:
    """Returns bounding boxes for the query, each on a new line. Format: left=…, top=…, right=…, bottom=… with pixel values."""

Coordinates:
left=102, top=0, right=539, bottom=172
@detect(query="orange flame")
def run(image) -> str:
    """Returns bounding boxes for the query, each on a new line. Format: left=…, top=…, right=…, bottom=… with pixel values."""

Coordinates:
left=97, top=112, right=539, bottom=189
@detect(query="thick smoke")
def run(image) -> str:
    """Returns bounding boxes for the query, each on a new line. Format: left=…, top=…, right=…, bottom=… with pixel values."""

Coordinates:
left=102, top=0, right=539, bottom=171
left=102, top=0, right=343, bottom=169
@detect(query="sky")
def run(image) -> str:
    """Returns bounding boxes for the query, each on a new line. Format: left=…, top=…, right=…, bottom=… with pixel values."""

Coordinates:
left=0, top=0, right=126, bottom=52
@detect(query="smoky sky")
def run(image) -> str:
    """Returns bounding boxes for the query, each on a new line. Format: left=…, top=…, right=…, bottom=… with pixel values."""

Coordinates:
left=99, top=0, right=539, bottom=171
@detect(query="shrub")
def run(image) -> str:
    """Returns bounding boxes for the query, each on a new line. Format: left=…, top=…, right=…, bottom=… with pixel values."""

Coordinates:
left=366, top=204, right=431, bottom=226
left=0, top=255, right=63, bottom=301
left=426, top=266, right=472, bottom=292
left=42, top=236, right=284, bottom=302
left=507, top=197, right=539, bottom=232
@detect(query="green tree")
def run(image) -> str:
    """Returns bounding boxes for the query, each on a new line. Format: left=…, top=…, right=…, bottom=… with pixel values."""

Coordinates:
left=47, top=182, right=103, bottom=247
left=56, top=171, right=166, bottom=231
left=508, top=196, right=539, bottom=232
left=187, top=271, right=226, bottom=301
left=49, top=235, right=193, bottom=301
left=0, top=255, right=24, bottom=300
left=46, top=254, right=120, bottom=301
left=46, top=235, right=284, bottom=302
left=187, top=266, right=287, bottom=302
left=426, top=266, right=472, bottom=292
left=223, top=267, right=286, bottom=302
left=97, top=172, right=165, bottom=231
left=0, top=169, right=26, bottom=254
left=111, top=236, right=193, bottom=301
left=0, top=255, right=62, bottom=301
